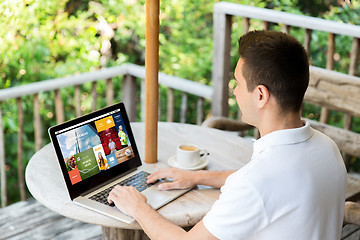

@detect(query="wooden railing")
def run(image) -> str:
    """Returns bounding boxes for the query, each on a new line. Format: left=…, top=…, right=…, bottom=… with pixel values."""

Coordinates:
left=212, top=2, right=360, bottom=126
left=0, top=63, right=212, bottom=207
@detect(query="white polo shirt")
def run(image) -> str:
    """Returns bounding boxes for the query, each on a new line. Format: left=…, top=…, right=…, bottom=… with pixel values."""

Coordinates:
left=203, top=121, right=346, bottom=240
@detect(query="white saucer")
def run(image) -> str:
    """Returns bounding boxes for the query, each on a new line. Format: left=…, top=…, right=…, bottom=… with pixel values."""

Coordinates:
left=167, top=155, right=209, bottom=170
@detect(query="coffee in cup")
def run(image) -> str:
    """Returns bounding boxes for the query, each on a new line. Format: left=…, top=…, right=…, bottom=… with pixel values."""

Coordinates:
left=179, top=145, right=198, bottom=151
left=176, top=144, right=207, bottom=168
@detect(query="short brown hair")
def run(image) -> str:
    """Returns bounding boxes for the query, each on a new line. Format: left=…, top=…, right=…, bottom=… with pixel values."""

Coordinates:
left=238, top=30, right=309, bottom=113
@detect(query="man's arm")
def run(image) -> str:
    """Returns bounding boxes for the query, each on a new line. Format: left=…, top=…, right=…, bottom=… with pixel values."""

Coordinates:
left=108, top=168, right=235, bottom=239
left=146, top=168, right=235, bottom=190
left=108, top=186, right=218, bottom=240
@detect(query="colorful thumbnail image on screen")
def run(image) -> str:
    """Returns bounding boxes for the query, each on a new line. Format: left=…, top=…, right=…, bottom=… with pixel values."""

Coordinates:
left=57, top=112, right=135, bottom=185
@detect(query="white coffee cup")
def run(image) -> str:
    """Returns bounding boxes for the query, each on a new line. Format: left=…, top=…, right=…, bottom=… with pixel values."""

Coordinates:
left=176, top=144, right=207, bottom=168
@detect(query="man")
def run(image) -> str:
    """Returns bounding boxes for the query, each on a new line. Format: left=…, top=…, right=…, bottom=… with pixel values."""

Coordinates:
left=108, top=138, right=116, bottom=153
left=118, top=125, right=128, bottom=147
left=108, top=30, right=346, bottom=239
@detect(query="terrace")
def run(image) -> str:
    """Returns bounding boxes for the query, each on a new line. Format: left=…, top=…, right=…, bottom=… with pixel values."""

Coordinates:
left=1, top=2, right=360, bottom=239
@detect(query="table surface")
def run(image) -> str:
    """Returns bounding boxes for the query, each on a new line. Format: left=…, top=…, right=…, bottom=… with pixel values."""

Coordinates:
left=26, top=122, right=253, bottom=230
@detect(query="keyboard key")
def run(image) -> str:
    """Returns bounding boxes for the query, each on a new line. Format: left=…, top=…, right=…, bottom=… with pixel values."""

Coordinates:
left=89, top=171, right=150, bottom=206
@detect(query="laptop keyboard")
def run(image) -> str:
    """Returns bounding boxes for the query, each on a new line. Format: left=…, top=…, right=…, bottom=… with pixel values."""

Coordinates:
left=89, top=171, right=151, bottom=206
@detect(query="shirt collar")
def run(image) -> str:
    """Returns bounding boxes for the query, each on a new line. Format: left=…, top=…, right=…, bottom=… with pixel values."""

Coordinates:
left=252, top=120, right=314, bottom=158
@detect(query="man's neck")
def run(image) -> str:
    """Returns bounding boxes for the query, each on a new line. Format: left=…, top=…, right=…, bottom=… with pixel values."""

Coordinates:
left=257, top=111, right=303, bottom=138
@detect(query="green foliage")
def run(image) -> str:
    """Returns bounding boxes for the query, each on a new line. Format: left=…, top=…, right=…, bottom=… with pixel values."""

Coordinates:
left=0, top=0, right=100, bottom=89
left=325, top=1, right=360, bottom=24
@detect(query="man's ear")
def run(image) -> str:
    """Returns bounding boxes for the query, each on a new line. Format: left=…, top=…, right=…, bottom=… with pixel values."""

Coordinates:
left=255, top=85, right=270, bottom=109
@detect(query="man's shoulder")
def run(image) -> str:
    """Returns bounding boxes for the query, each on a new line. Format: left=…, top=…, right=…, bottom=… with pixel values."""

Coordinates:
left=310, top=127, right=340, bottom=151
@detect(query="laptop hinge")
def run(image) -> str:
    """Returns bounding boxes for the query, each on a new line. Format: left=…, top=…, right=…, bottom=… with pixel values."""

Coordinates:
left=80, top=168, right=137, bottom=197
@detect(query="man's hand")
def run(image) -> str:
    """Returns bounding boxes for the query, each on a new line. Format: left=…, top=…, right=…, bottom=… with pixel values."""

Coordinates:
left=148, top=168, right=236, bottom=189
left=147, top=168, right=197, bottom=190
left=108, top=185, right=148, bottom=217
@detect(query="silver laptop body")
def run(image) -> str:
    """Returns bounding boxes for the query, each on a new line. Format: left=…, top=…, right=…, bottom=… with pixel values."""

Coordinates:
left=49, top=102, right=190, bottom=223
left=74, top=168, right=190, bottom=223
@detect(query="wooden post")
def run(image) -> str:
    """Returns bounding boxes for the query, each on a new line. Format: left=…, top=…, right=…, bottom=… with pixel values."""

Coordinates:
left=158, top=91, right=161, bottom=121
left=33, top=94, right=42, bottom=151
left=106, top=78, right=114, bottom=106
left=55, top=89, right=65, bottom=124
left=243, top=18, right=250, bottom=33
left=123, top=74, right=137, bottom=122
left=0, top=104, right=7, bottom=207
left=212, top=12, right=232, bottom=117
left=302, top=29, right=312, bottom=118
left=349, top=38, right=360, bottom=76
left=304, top=29, right=312, bottom=57
left=282, top=24, right=290, bottom=34
left=16, top=98, right=26, bottom=201
left=74, top=85, right=81, bottom=117
left=196, top=97, right=204, bottom=125
left=326, top=33, right=336, bottom=70
left=320, top=33, right=336, bottom=124
left=166, top=88, right=174, bottom=122
left=91, top=82, right=97, bottom=111
left=345, top=38, right=360, bottom=131
left=343, top=38, right=360, bottom=169
left=263, top=21, right=269, bottom=30
left=145, top=0, right=159, bottom=163
left=180, top=93, right=188, bottom=123
left=141, top=79, right=146, bottom=122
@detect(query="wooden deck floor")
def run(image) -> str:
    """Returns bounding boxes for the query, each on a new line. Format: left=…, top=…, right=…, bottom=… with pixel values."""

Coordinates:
left=0, top=198, right=102, bottom=240
left=1, top=198, right=359, bottom=240
left=342, top=224, right=360, bottom=240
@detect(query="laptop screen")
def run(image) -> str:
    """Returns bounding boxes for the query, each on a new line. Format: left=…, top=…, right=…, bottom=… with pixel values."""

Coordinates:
left=49, top=103, right=142, bottom=199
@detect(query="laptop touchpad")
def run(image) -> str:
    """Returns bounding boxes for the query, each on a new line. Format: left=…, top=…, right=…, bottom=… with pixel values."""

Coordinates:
left=143, top=187, right=187, bottom=210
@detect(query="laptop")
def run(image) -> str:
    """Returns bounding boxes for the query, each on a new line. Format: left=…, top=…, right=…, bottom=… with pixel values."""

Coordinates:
left=48, top=102, right=191, bottom=223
